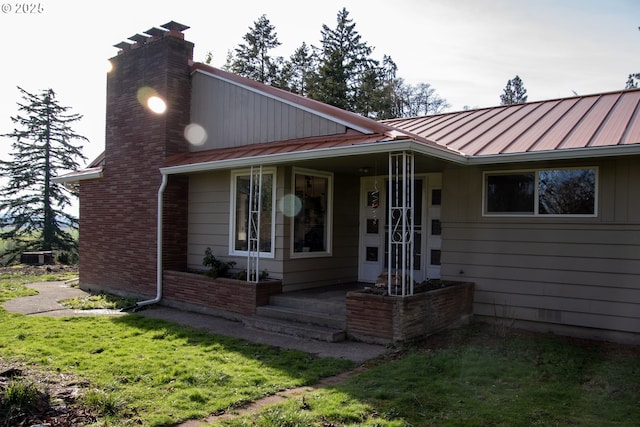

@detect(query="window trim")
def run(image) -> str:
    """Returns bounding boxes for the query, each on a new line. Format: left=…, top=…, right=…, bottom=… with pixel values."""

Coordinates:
left=229, top=167, right=277, bottom=258
left=290, top=167, right=334, bottom=258
left=482, top=167, right=598, bottom=217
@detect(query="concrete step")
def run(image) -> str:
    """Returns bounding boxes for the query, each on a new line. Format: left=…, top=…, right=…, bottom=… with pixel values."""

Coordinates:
left=244, top=316, right=346, bottom=342
left=269, top=294, right=346, bottom=315
left=256, top=305, right=345, bottom=329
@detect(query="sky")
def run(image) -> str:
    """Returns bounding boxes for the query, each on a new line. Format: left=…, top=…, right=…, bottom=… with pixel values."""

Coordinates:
left=0, top=0, right=638, bottom=170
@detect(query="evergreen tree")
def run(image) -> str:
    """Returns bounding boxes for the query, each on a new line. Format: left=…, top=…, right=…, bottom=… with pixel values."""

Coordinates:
left=0, top=87, right=88, bottom=264
left=222, top=9, right=450, bottom=119
left=500, top=75, right=528, bottom=105
left=625, top=72, right=640, bottom=89
left=306, top=8, right=376, bottom=112
left=227, top=14, right=282, bottom=84
left=276, top=42, right=315, bottom=95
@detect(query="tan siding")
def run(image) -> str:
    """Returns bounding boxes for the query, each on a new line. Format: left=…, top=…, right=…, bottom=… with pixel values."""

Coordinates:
left=186, top=167, right=359, bottom=288
left=190, top=73, right=345, bottom=151
left=281, top=171, right=360, bottom=291
left=441, top=158, right=640, bottom=338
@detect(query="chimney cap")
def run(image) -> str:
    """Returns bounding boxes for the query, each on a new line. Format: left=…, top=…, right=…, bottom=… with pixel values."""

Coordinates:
left=145, top=27, right=167, bottom=37
left=161, top=21, right=190, bottom=32
left=114, top=41, right=133, bottom=51
left=128, top=33, right=150, bottom=44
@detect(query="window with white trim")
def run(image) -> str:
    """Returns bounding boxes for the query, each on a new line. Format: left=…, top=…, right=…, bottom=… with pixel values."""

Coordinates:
left=230, top=169, right=276, bottom=256
left=484, top=168, right=597, bottom=216
left=292, top=168, right=332, bottom=256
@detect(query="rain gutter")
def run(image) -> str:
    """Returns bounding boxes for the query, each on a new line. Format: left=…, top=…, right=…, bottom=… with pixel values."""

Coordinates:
left=135, top=173, right=169, bottom=309
left=465, top=144, right=640, bottom=165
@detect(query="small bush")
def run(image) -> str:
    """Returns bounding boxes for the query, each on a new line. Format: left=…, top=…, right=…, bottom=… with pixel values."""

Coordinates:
left=202, top=247, right=236, bottom=278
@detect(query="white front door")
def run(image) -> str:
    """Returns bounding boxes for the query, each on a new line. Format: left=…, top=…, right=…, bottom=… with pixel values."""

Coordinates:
left=358, top=174, right=442, bottom=283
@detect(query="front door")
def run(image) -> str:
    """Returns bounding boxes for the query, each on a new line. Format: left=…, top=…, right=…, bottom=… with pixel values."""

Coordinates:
left=358, top=174, right=442, bottom=283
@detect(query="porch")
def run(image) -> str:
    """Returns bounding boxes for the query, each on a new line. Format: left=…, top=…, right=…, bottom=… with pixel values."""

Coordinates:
left=161, top=271, right=474, bottom=344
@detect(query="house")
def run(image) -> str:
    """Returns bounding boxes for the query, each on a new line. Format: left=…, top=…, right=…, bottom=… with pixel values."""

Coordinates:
left=55, top=22, right=640, bottom=344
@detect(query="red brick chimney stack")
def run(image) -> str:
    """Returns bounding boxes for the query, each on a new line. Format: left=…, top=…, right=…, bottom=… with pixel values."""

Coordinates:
left=79, top=22, right=192, bottom=297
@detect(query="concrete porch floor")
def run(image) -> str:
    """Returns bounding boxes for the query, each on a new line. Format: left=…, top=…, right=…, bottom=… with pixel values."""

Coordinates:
left=279, top=282, right=370, bottom=302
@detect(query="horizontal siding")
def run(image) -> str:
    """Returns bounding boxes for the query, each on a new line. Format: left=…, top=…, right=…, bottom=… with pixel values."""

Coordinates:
left=186, top=168, right=359, bottom=288
left=281, top=171, right=360, bottom=290
left=190, top=73, right=345, bottom=151
left=441, top=158, right=640, bottom=338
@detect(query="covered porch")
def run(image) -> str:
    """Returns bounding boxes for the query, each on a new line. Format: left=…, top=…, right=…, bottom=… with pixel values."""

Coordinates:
left=170, top=148, right=456, bottom=293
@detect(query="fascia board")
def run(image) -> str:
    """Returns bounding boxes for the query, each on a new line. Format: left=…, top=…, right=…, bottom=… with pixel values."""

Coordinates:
left=52, top=169, right=104, bottom=184
left=161, top=140, right=466, bottom=175
left=466, top=144, right=640, bottom=165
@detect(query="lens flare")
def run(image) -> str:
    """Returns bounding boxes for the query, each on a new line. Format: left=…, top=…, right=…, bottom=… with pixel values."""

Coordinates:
left=136, top=86, right=166, bottom=114
left=184, top=123, right=207, bottom=146
left=278, top=194, right=302, bottom=217
left=147, top=96, right=167, bottom=114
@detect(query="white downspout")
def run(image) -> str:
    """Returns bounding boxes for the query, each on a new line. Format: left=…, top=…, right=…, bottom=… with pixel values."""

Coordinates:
left=136, top=173, right=168, bottom=308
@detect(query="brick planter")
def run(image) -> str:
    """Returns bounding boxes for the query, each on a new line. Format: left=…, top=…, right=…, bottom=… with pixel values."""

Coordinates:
left=346, top=281, right=474, bottom=344
left=161, top=270, right=282, bottom=317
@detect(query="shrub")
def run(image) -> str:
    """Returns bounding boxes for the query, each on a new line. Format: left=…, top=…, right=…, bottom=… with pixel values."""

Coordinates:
left=202, top=247, right=236, bottom=279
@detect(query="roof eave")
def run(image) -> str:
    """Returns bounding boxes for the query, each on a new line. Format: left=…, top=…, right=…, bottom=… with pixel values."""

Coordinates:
left=52, top=168, right=104, bottom=184
left=466, top=144, right=640, bottom=165
left=161, top=139, right=466, bottom=175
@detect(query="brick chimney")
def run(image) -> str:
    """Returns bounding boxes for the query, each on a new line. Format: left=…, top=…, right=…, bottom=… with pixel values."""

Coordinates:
left=79, top=22, right=192, bottom=296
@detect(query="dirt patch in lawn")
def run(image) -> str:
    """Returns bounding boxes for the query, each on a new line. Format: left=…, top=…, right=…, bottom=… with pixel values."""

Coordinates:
left=0, top=360, right=96, bottom=426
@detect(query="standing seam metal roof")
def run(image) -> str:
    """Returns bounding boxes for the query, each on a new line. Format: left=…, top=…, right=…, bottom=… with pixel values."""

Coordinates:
left=382, top=89, right=640, bottom=157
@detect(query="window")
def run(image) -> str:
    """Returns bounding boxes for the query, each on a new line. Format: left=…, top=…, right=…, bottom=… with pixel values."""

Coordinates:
left=484, top=168, right=596, bottom=216
left=292, top=169, right=332, bottom=256
left=231, top=169, right=275, bottom=256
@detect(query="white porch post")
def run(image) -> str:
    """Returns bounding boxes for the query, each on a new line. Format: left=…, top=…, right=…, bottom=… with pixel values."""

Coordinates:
left=247, top=165, right=263, bottom=283
left=387, top=151, right=415, bottom=296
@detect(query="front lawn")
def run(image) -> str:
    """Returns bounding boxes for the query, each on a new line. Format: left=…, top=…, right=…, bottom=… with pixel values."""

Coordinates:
left=219, top=325, right=640, bottom=426
left=1, top=270, right=639, bottom=426
left=0, top=270, right=354, bottom=426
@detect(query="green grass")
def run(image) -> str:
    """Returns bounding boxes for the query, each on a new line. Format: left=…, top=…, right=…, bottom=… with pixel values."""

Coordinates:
left=60, top=292, right=138, bottom=310
left=220, top=326, right=640, bottom=426
left=0, top=273, right=354, bottom=426
left=1, top=273, right=639, bottom=426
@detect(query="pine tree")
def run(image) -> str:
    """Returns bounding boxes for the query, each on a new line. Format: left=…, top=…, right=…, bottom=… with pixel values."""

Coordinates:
left=277, top=42, right=315, bottom=95
left=625, top=72, right=640, bottom=89
left=500, top=75, right=528, bottom=105
left=0, top=87, right=88, bottom=264
left=306, top=8, right=376, bottom=112
left=227, top=14, right=282, bottom=84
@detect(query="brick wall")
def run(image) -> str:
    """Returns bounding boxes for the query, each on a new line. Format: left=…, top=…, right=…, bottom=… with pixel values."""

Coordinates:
left=162, top=270, right=282, bottom=315
left=79, top=32, right=193, bottom=297
left=346, top=282, right=474, bottom=343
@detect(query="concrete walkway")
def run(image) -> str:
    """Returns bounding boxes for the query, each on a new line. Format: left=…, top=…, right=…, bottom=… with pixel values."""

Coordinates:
left=3, top=281, right=388, bottom=363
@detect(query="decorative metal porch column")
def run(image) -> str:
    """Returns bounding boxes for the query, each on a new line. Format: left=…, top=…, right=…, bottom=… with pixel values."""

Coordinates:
left=388, top=152, right=415, bottom=296
left=247, top=165, right=263, bottom=283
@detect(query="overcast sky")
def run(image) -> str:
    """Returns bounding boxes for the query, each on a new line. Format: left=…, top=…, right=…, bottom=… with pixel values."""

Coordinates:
left=1, top=0, right=638, bottom=167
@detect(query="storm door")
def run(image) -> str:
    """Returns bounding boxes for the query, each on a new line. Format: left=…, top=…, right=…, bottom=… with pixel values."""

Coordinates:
left=358, top=174, right=442, bottom=283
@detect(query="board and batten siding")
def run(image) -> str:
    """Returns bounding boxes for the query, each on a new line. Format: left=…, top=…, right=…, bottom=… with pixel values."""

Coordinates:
left=190, top=72, right=346, bottom=151
left=440, top=158, right=640, bottom=343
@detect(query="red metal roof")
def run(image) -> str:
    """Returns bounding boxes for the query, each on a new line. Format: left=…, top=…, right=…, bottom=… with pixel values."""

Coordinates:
left=383, top=89, right=640, bottom=157
left=164, top=130, right=408, bottom=168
